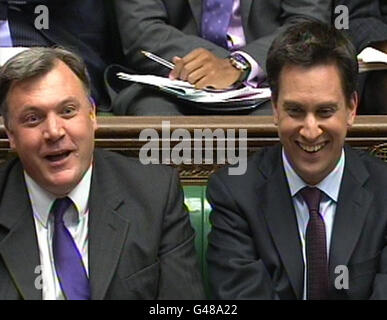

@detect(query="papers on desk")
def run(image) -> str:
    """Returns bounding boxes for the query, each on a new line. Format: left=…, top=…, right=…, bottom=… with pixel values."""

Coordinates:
left=358, top=47, right=387, bottom=73
left=0, top=47, right=29, bottom=66
left=117, top=72, right=271, bottom=104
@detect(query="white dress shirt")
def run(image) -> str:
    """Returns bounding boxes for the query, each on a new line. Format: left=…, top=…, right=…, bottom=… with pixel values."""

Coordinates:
left=282, top=148, right=345, bottom=299
left=25, top=166, right=92, bottom=300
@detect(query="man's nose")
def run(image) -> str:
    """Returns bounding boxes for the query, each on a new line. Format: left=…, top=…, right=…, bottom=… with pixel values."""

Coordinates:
left=42, top=114, right=65, bottom=141
left=299, top=114, right=323, bottom=141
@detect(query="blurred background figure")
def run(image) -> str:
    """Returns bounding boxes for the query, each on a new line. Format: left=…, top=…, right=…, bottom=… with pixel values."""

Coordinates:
left=112, top=0, right=331, bottom=116
left=335, top=0, right=387, bottom=114
left=0, top=0, right=123, bottom=111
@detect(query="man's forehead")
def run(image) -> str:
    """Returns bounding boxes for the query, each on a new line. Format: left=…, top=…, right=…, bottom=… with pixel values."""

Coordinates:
left=278, top=63, right=345, bottom=95
left=279, top=63, right=341, bottom=78
left=8, top=60, right=85, bottom=99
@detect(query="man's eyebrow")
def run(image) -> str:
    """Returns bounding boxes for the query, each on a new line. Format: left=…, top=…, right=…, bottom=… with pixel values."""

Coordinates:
left=56, top=97, right=81, bottom=107
left=19, top=97, right=81, bottom=112
left=283, top=101, right=303, bottom=108
left=282, top=101, right=339, bottom=109
left=316, top=103, right=338, bottom=109
left=18, top=106, right=41, bottom=114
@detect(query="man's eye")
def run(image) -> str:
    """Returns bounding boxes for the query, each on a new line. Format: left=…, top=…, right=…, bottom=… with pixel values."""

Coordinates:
left=318, top=108, right=335, bottom=118
left=287, top=107, right=303, bottom=117
left=62, top=106, right=77, bottom=116
left=23, top=114, right=41, bottom=125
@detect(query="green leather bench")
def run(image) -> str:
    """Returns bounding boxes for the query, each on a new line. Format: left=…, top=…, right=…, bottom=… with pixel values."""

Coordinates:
left=184, top=185, right=212, bottom=297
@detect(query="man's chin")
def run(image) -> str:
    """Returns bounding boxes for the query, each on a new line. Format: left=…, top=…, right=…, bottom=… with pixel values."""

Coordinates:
left=296, top=165, right=330, bottom=185
left=41, top=172, right=81, bottom=196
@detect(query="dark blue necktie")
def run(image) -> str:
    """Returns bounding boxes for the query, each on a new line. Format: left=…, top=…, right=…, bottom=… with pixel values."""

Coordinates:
left=52, top=197, right=90, bottom=300
left=201, top=0, right=234, bottom=48
left=300, top=187, right=329, bottom=300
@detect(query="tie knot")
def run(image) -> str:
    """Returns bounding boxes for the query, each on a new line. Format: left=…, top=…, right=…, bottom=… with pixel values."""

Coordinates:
left=300, top=187, right=322, bottom=213
left=52, top=197, right=73, bottom=224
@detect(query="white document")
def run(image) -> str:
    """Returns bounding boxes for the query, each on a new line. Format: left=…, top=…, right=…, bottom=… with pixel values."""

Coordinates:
left=117, top=72, right=271, bottom=104
left=0, top=47, right=29, bottom=66
left=357, top=47, right=387, bottom=73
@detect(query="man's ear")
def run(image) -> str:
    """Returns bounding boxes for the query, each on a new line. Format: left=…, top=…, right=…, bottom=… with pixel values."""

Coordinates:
left=347, top=91, right=358, bottom=127
left=5, top=126, right=16, bottom=150
left=88, top=96, right=98, bottom=130
left=272, top=99, right=279, bottom=126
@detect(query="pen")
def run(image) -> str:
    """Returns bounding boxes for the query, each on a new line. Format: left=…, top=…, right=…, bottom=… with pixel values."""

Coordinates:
left=141, top=50, right=175, bottom=70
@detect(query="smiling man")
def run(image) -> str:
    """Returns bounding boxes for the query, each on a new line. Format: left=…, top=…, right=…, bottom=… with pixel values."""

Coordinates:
left=0, top=47, right=204, bottom=300
left=207, top=21, right=387, bottom=300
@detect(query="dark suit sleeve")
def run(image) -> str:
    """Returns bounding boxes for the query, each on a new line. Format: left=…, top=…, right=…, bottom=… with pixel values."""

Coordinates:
left=337, top=0, right=387, bottom=51
left=157, top=169, right=206, bottom=299
left=241, top=0, right=331, bottom=73
left=206, top=174, right=279, bottom=299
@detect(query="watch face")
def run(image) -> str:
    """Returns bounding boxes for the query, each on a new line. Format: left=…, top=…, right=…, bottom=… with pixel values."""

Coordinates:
left=230, top=54, right=250, bottom=71
left=230, top=57, right=247, bottom=71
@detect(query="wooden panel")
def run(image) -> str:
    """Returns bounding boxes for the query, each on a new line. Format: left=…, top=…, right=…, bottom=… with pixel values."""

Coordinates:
left=1, top=116, right=387, bottom=184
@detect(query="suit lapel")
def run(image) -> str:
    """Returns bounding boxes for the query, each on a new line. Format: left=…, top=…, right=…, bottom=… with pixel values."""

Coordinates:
left=88, top=151, right=130, bottom=300
left=329, top=146, right=372, bottom=279
left=188, top=0, right=202, bottom=27
left=0, top=162, right=41, bottom=300
left=257, top=146, right=304, bottom=299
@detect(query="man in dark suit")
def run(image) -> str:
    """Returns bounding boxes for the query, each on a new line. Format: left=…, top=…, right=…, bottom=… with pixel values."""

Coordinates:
left=0, top=0, right=123, bottom=110
left=112, top=0, right=331, bottom=116
left=334, top=0, right=387, bottom=114
left=206, top=21, right=387, bottom=299
left=0, top=47, right=205, bottom=299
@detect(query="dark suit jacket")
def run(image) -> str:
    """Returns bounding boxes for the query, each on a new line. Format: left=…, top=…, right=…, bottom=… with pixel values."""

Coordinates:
left=207, top=144, right=387, bottom=299
left=334, top=0, right=387, bottom=52
left=114, top=0, right=331, bottom=75
left=4, top=0, right=123, bottom=109
left=0, top=149, right=205, bottom=299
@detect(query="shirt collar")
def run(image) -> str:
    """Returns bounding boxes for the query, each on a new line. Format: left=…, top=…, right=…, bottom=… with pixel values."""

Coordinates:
left=282, top=147, right=345, bottom=202
left=24, top=165, right=93, bottom=227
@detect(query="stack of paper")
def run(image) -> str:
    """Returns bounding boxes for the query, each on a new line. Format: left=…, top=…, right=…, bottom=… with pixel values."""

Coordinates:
left=117, top=72, right=271, bottom=104
left=358, top=47, right=387, bottom=73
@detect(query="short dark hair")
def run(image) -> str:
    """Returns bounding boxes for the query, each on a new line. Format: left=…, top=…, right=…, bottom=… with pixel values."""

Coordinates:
left=0, top=47, right=91, bottom=128
left=266, top=20, right=358, bottom=104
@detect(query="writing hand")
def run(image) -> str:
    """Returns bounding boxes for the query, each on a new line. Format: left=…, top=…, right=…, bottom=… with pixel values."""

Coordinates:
left=169, top=48, right=241, bottom=89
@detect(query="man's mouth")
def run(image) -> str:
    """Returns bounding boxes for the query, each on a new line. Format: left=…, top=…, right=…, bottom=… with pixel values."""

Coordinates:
left=45, top=151, right=72, bottom=162
left=297, top=142, right=327, bottom=153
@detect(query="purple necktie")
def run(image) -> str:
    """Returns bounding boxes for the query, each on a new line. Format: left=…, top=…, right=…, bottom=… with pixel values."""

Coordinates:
left=300, top=187, right=329, bottom=300
left=52, top=197, right=90, bottom=300
left=201, top=0, right=234, bottom=48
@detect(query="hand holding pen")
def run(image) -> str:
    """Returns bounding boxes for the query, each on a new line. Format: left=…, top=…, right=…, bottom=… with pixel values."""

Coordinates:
left=141, top=49, right=240, bottom=90
left=141, top=50, right=175, bottom=70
